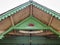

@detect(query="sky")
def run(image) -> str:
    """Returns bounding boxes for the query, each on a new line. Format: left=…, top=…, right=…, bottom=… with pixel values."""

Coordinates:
left=0, top=0, right=60, bottom=14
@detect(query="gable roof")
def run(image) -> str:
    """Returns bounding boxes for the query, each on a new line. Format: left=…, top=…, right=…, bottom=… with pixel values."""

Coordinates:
left=0, top=1, right=60, bottom=39
left=0, top=1, right=60, bottom=22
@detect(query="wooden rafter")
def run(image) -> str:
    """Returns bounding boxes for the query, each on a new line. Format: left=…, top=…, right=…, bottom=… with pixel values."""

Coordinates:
left=48, top=16, right=53, bottom=26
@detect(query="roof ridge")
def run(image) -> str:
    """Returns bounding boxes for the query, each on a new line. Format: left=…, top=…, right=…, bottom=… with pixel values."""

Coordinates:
left=0, top=1, right=60, bottom=22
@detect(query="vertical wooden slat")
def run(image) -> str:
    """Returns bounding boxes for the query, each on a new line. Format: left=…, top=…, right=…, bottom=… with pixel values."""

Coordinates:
left=29, top=5, right=33, bottom=15
left=10, top=16, right=16, bottom=34
left=48, top=16, right=53, bottom=26
left=10, top=16, right=14, bottom=26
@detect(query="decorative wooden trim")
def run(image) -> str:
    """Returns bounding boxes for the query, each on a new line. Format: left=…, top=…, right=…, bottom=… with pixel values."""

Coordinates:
left=29, top=5, right=33, bottom=15
left=10, top=16, right=17, bottom=33
left=10, top=16, right=14, bottom=26
left=48, top=16, right=53, bottom=26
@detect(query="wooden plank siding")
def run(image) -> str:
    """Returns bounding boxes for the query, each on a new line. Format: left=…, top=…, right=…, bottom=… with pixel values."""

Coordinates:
left=51, top=18, right=60, bottom=31
left=0, top=5, right=60, bottom=36
left=32, top=6, right=60, bottom=31
left=33, top=6, right=51, bottom=25
left=0, top=17, right=12, bottom=32
left=12, top=6, right=30, bottom=24
left=0, top=6, right=30, bottom=33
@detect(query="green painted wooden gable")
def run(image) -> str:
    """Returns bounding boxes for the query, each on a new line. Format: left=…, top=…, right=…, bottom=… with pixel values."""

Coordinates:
left=0, top=0, right=60, bottom=39
left=0, top=16, right=60, bottom=39
left=14, top=16, right=49, bottom=30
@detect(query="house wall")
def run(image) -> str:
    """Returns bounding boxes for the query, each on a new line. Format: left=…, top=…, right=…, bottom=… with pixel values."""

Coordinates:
left=0, top=6, right=30, bottom=31
left=33, top=6, right=51, bottom=24
left=51, top=18, right=60, bottom=31
left=0, top=5, right=60, bottom=33
left=33, top=6, right=60, bottom=31
left=0, top=17, right=12, bottom=31
left=12, top=6, right=30, bottom=24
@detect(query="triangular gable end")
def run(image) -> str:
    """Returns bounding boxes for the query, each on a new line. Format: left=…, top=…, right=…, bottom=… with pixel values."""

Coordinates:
left=14, top=16, right=49, bottom=30
left=0, top=0, right=60, bottom=39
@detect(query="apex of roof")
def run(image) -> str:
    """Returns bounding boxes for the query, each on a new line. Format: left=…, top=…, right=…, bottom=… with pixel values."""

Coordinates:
left=0, top=1, right=60, bottom=22
left=29, top=0, right=33, bottom=2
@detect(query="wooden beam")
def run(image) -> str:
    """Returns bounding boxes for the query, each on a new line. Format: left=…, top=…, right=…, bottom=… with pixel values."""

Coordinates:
left=8, top=31, right=53, bottom=36
left=29, top=5, right=33, bottom=15
left=32, top=32, right=53, bottom=36
left=10, top=16, right=16, bottom=33
left=10, top=16, right=14, bottom=26
left=48, top=16, right=53, bottom=26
